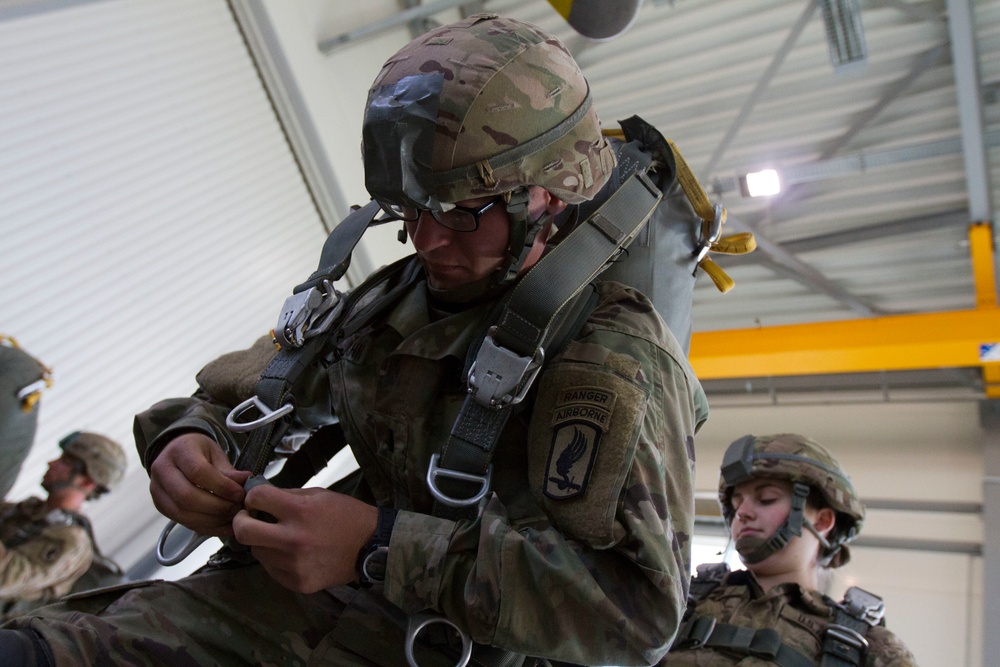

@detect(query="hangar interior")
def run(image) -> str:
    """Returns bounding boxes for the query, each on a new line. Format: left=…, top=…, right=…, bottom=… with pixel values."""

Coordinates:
left=1, top=0, right=998, bottom=665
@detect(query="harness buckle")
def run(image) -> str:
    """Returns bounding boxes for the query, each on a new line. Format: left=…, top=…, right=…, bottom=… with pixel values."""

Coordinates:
left=274, top=280, right=342, bottom=349
left=426, top=453, right=493, bottom=508
left=467, top=332, right=544, bottom=409
left=843, top=586, right=885, bottom=625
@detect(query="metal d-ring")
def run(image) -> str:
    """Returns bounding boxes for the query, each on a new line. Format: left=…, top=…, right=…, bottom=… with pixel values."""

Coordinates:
left=225, top=395, right=294, bottom=433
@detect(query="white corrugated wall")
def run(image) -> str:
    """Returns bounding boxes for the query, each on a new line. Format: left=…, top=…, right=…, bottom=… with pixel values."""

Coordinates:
left=0, top=0, right=329, bottom=571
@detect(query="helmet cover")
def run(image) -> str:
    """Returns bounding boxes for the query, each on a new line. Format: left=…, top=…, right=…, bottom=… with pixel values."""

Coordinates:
left=363, top=13, right=615, bottom=210
left=59, top=431, right=127, bottom=493
left=718, top=433, right=864, bottom=567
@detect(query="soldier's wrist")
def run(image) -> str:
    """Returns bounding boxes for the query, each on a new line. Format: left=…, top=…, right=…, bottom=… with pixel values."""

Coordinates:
left=357, top=507, right=397, bottom=587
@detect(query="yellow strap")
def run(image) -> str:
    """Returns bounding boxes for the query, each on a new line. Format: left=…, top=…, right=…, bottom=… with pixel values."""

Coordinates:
left=2, top=334, right=55, bottom=411
left=546, top=0, right=574, bottom=20
left=601, top=126, right=756, bottom=292
left=712, top=232, right=757, bottom=255
left=698, top=257, right=735, bottom=293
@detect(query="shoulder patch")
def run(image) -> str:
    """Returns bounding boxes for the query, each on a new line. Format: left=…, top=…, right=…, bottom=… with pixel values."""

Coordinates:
left=543, top=386, right=617, bottom=500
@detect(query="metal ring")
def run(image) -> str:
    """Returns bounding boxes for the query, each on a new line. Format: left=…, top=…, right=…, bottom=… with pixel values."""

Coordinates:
left=155, top=520, right=210, bottom=566
left=225, top=395, right=294, bottom=433
left=405, top=613, right=473, bottom=667
left=426, top=454, right=492, bottom=508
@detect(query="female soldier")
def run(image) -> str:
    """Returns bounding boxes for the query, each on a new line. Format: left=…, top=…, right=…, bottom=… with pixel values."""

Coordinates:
left=665, top=433, right=917, bottom=667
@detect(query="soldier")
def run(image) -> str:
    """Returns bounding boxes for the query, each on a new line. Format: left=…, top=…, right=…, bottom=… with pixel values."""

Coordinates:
left=0, top=13, right=707, bottom=666
left=663, top=433, right=917, bottom=666
left=0, top=432, right=126, bottom=620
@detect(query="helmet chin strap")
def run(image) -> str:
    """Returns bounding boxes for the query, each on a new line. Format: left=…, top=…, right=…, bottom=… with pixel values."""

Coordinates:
left=735, top=482, right=813, bottom=564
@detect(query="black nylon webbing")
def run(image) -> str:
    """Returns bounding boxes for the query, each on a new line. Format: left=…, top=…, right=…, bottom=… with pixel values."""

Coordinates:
left=493, top=171, right=662, bottom=355
left=430, top=171, right=661, bottom=520
left=674, top=615, right=816, bottom=667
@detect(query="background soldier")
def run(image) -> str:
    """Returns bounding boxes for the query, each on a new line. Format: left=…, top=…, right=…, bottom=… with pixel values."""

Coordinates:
left=0, top=13, right=706, bottom=667
left=1, top=432, right=126, bottom=620
left=664, top=433, right=917, bottom=666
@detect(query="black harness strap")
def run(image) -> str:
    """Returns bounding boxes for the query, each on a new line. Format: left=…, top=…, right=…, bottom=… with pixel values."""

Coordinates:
left=819, top=587, right=884, bottom=667
left=428, top=171, right=662, bottom=519
left=673, top=616, right=815, bottom=667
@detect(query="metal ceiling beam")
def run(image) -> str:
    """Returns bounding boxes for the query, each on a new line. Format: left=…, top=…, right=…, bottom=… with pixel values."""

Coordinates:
left=945, top=0, right=993, bottom=223
left=689, top=306, right=1000, bottom=380
left=724, top=214, right=881, bottom=316
left=711, top=209, right=968, bottom=260
left=318, top=0, right=478, bottom=53
left=701, top=0, right=817, bottom=177
left=818, top=44, right=948, bottom=160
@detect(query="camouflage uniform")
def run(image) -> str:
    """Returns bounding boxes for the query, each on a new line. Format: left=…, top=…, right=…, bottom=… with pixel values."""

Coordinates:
left=661, top=568, right=918, bottom=666
left=662, top=434, right=917, bottom=666
left=0, top=498, right=92, bottom=611
left=7, top=267, right=707, bottom=666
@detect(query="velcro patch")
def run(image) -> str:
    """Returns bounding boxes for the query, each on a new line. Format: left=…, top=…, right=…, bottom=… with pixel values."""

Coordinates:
left=543, top=386, right=616, bottom=500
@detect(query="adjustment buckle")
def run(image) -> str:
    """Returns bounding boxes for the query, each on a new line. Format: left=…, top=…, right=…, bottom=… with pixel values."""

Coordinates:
left=467, top=332, right=544, bottom=409
left=274, top=280, right=342, bottom=349
left=676, top=615, right=716, bottom=649
left=426, top=453, right=492, bottom=508
left=843, top=586, right=885, bottom=625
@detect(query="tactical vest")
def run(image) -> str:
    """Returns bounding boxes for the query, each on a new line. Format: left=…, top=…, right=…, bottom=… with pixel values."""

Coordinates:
left=671, top=563, right=886, bottom=667
left=0, top=505, right=126, bottom=597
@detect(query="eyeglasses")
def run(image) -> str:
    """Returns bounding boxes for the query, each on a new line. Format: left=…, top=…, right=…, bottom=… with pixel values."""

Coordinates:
left=378, top=198, right=501, bottom=232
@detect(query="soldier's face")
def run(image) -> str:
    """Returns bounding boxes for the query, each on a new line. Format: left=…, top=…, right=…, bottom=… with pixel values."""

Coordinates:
left=42, top=453, right=85, bottom=491
left=406, top=195, right=511, bottom=291
left=729, top=477, right=793, bottom=545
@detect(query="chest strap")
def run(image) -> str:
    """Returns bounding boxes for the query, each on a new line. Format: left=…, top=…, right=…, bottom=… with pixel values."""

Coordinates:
left=819, top=586, right=884, bottom=667
left=673, top=615, right=816, bottom=667
left=428, top=170, right=662, bottom=519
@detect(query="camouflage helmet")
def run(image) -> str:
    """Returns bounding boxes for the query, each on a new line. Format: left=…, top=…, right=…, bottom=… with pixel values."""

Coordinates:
left=718, top=433, right=864, bottom=568
left=59, top=431, right=127, bottom=493
left=363, top=12, right=615, bottom=210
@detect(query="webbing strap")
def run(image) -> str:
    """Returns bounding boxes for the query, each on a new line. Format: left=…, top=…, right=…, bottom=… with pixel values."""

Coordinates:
left=673, top=615, right=816, bottom=667
left=493, top=170, right=661, bottom=357
left=232, top=201, right=393, bottom=477
left=428, top=172, right=661, bottom=519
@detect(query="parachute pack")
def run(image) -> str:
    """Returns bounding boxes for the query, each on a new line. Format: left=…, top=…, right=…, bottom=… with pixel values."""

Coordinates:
left=0, top=336, right=53, bottom=499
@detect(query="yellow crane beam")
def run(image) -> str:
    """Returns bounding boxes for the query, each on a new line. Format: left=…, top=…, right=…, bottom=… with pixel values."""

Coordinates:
left=689, top=223, right=1000, bottom=398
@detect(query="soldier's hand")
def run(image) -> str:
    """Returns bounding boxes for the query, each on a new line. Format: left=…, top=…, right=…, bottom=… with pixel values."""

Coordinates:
left=149, top=433, right=251, bottom=538
left=233, top=485, right=378, bottom=593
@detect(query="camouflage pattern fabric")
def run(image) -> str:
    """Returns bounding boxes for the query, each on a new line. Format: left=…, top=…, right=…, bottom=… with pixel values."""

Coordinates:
left=13, top=563, right=468, bottom=667
left=661, top=568, right=918, bottom=667
left=12, top=259, right=708, bottom=666
left=364, top=12, right=615, bottom=207
left=0, top=498, right=92, bottom=609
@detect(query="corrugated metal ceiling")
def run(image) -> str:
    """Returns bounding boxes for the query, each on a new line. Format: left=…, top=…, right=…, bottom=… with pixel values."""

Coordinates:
left=475, top=0, right=999, bottom=334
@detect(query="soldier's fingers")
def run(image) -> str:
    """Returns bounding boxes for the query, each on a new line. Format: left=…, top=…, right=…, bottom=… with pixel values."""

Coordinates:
left=232, top=508, right=286, bottom=547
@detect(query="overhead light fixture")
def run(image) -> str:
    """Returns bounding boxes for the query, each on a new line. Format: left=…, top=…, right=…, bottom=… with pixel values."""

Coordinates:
left=739, top=169, right=781, bottom=198
left=819, top=0, right=868, bottom=72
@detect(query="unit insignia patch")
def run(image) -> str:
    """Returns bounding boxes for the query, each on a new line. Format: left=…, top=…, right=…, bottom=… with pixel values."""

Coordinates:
left=543, top=385, right=617, bottom=500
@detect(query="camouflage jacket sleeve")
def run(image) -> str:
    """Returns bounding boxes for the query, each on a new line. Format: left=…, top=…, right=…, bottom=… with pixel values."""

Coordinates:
left=384, top=282, right=708, bottom=665
left=0, top=524, right=92, bottom=602
left=866, top=625, right=919, bottom=667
